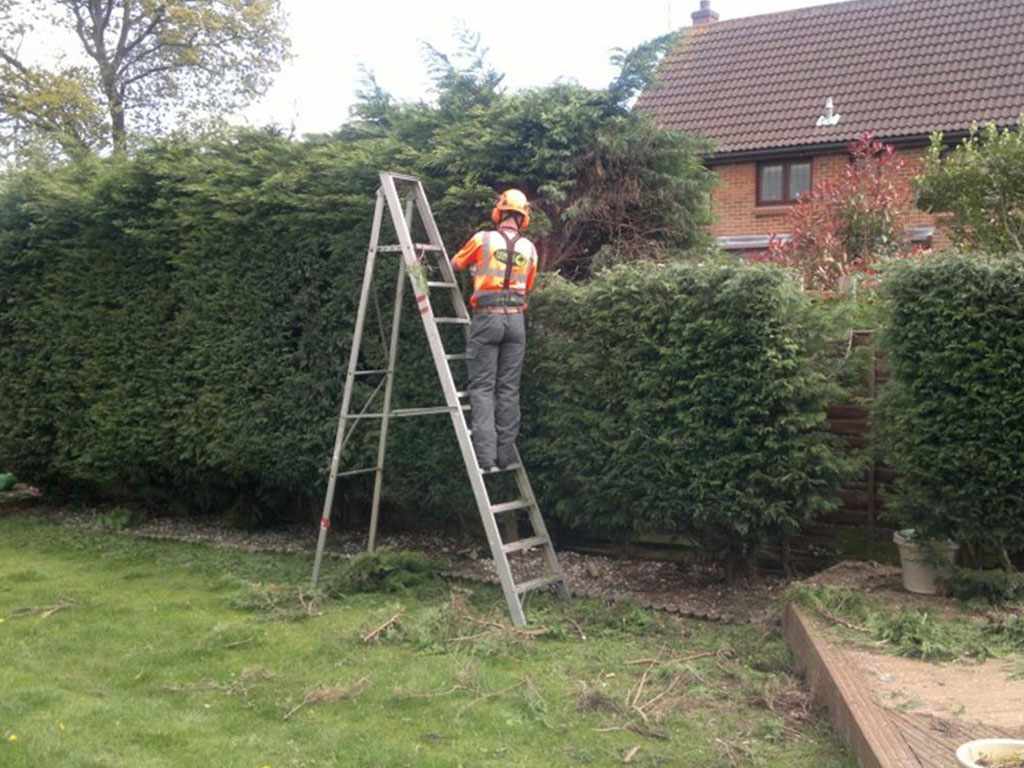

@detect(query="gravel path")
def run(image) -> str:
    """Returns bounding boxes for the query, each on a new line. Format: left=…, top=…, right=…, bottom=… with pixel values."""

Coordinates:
left=7, top=503, right=787, bottom=624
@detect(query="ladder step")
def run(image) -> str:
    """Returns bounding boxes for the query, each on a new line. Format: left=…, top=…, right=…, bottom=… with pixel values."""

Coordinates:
left=391, top=405, right=469, bottom=418
left=515, top=574, right=564, bottom=595
left=336, top=466, right=379, bottom=478
left=435, top=317, right=471, bottom=325
left=346, top=404, right=469, bottom=419
left=455, top=390, right=469, bottom=398
left=502, top=535, right=549, bottom=554
left=377, top=243, right=442, bottom=252
left=478, top=462, right=521, bottom=474
left=491, top=499, right=529, bottom=515
left=446, top=353, right=471, bottom=361
left=428, top=281, right=458, bottom=289
left=354, top=369, right=389, bottom=377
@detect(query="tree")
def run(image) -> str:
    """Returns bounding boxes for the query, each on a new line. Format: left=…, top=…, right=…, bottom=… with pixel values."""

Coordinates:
left=917, top=118, right=1024, bottom=255
left=0, top=0, right=288, bottom=155
left=754, top=135, right=916, bottom=291
left=338, top=33, right=713, bottom=277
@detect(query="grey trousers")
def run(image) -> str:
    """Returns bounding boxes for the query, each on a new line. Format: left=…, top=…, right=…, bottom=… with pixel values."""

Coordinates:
left=466, top=311, right=526, bottom=467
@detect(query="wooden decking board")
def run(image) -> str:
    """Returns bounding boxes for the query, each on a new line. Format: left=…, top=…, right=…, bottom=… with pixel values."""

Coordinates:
left=783, top=603, right=921, bottom=768
left=784, top=603, right=1019, bottom=768
left=891, top=710, right=1018, bottom=767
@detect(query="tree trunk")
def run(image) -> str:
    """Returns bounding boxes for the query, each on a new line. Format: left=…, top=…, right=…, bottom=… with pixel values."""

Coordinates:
left=107, top=89, right=127, bottom=154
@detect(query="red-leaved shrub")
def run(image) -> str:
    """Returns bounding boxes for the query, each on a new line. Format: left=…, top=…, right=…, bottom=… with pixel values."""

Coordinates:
left=753, top=135, right=918, bottom=291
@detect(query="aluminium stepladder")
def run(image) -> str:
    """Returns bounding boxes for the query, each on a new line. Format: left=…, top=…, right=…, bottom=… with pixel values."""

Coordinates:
left=309, top=171, right=570, bottom=626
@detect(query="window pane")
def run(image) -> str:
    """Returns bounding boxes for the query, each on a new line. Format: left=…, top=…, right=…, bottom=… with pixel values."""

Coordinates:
left=789, top=162, right=811, bottom=200
left=759, top=165, right=783, bottom=202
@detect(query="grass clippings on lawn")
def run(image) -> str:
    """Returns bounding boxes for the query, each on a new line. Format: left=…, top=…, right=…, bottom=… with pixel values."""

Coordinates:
left=0, top=512, right=856, bottom=767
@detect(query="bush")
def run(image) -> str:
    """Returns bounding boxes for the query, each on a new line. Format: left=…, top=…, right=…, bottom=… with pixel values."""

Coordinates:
left=877, top=255, right=1024, bottom=561
left=753, top=135, right=917, bottom=291
left=917, top=118, right=1024, bottom=255
left=524, top=263, right=846, bottom=571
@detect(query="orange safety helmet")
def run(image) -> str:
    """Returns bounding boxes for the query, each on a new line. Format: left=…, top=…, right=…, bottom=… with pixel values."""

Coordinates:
left=490, top=188, right=531, bottom=230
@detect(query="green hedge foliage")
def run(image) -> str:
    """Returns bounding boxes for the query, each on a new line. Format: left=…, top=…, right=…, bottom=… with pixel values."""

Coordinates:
left=0, top=132, right=380, bottom=514
left=524, top=264, right=845, bottom=563
left=878, top=255, right=1024, bottom=555
left=0, top=133, right=844, bottom=563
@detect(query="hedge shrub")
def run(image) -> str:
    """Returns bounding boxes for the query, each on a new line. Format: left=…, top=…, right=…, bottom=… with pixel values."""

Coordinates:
left=878, top=255, right=1024, bottom=558
left=0, top=132, right=382, bottom=515
left=524, top=264, right=845, bottom=566
left=0, top=134, right=844, bottom=565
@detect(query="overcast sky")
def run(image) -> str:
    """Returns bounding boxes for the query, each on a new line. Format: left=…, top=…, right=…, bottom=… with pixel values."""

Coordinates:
left=239, top=0, right=829, bottom=136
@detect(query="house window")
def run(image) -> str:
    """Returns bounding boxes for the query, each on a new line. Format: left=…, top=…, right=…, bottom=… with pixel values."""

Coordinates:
left=757, top=160, right=812, bottom=205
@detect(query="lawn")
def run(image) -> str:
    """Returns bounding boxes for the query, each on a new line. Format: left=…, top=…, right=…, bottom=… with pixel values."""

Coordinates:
left=0, top=511, right=855, bottom=767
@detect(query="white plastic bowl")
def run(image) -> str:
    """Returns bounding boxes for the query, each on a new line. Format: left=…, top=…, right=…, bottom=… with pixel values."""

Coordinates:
left=956, top=738, right=1024, bottom=768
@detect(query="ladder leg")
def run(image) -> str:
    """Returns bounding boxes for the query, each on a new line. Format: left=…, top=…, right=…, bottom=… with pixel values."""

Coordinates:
left=513, top=446, right=571, bottom=601
left=367, top=193, right=415, bottom=552
left=311, top=192, right=385, bottom=586
left=367, top=257, right=406, bottom=552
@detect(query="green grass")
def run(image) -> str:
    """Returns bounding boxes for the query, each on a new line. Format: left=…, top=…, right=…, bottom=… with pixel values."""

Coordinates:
left=0, top=513, right=856, bottom=767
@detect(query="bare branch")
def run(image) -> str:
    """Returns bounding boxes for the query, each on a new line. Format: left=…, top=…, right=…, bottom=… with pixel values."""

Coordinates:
left=119, top=4, right=165, bottom=60
left=0, top=48, right=28, bottom=73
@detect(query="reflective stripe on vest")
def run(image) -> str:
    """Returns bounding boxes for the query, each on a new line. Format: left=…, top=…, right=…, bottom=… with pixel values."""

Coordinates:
left=471, top=230, right=532, bottom=308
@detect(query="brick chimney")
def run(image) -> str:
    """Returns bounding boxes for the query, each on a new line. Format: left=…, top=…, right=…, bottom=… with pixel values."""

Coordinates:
left=692, top=0, right=719, bottom=26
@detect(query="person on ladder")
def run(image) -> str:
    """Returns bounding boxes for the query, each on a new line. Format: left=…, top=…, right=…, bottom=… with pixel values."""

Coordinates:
left=451, top=189, right=538, bottom=472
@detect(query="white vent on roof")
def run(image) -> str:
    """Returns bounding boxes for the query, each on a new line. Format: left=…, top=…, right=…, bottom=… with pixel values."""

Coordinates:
left=816, top=96, right=841, bottom=127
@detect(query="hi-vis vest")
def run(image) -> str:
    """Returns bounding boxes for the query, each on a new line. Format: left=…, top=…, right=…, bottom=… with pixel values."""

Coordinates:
left=451, top=227, right=538, bottom=309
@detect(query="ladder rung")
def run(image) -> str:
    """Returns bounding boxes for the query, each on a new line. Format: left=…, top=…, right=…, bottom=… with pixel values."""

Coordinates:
left=491, top=500, right=529, bottom=515
left=477, top=462, right=521, bottom=474
left=435, top=317, right=471, bottom=325
left=455, top=390, right=469, bottom=398
left=354, top=369, right=389, bottom=376
left=428, top=281, right=458, bottom=289
left=385, top=172, right=422, bottom=184
left=502, top=535, right=548, bottom=554
left=515, top=574, right=564, bottom=595
left=391, top=405, right=470, bottom=418
left=446, top=353, right=470, bottom=361
left=336, top=466, right=379, bottom=478
left=345, top=404, right=469, bottom=419
left=377, top=243, right=442, bottom=253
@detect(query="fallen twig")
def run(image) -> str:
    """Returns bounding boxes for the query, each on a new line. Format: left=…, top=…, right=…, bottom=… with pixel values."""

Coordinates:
left=362, top=611, right=403, bottom=644
left=623, top=745, right=641, bottom=763
left=465, top=615, right=550, bottom=638
left=814, top=606, right=872, bottom=635
left=630, top=663, right=654, bottom=711
left=638, top=674, right=683, bottom=714
left=297, top=589, right=322, bottom=617
left=567, top=617, right=587, bottom=641
left=625, top=649, right=722, bottom=667
left=8, top=599, right=75, bottom=620
left=283, top=677, right=369, bottom=721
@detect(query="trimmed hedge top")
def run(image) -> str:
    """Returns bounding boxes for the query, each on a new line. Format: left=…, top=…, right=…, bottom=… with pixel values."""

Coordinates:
left=524, top=263, right=845, bottom=561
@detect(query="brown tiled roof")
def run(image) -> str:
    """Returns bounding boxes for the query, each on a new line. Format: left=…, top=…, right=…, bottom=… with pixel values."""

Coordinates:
left=636, top=0, right=1024, bottom=155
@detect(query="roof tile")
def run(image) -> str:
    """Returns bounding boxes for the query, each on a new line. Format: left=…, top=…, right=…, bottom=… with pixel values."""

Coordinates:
left=636, top=0, right=1024, bottom=153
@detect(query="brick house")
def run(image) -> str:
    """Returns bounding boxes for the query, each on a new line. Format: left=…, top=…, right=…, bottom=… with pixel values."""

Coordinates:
left=635, top=0, right=1024, bottom=254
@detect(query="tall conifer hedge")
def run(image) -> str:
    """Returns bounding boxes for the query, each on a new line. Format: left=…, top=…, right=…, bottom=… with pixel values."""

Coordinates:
left=0, top=132, right=844, bottom=563
left=878, top=255, right=1024, bottom=558
left=524, top=265, right=844, bottom=565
